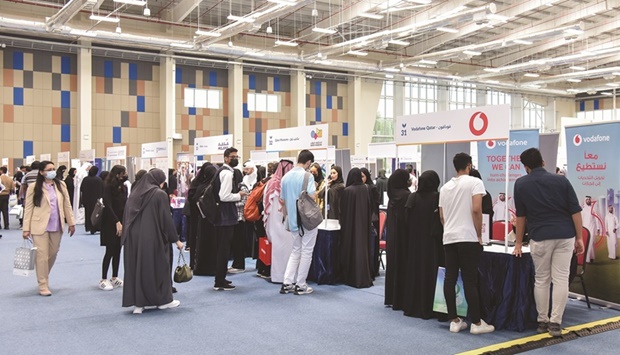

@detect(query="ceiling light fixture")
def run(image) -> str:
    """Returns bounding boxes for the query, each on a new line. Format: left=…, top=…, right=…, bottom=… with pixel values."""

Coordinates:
left=69, top=29, right=97, bottom=37
left=524, top=73, right=540, bottom=78
left=567, top=78, right=582, bottom=83
left=228, top=40, right=233, bottom=47
left=463, top=50, right=482, bottom=56
left=170, top=42, right=194, bottom=49
left=388, top=39, right=409, bottom=46
left=564, top=28, right=585, bottom=36
left=606, top=83, right=620, bottom=87
left=437, top=27, right=459, bottom=34
left=267, top=0, right=297, bottom=5
left=359, top=13, right=383, bottom=20
left=602, top=92, right=614, bottom=96
left=266, top=25, right=273, bottom=34
left=312, top=27, right=336, bottom=34
left=529, top=59, right=548, bottom=65
left=347, top=50, right=368, bottom=56
left=569, top=66, right=586, bottom=71
left=227, top=15, right=255, bottom=23
left=483, top=68, right=500, bottom=73
left=419, top=59, right=437, bottom=65
left=275, top=40, right=299, bottom=47
left=143, top=1, right=151, bottom=17
left=246, top=51, right=266, bottom=57
left=195, top=30, right=221, bottom=37
left=89, top=14, right=120, bottom=23
left=115, top=25, right=122, bottom=34
left=385, top=74, right=395, bottom=79
left=384, top=68, right=400, bottom=72
left=513, top=39, right=533, bottom=45
left=315, top=60, right=332, bottom=65
left=114, top=0, right=146, bottom=6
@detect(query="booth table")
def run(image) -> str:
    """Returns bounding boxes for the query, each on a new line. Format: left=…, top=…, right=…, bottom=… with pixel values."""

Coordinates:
left=479, top=244, right=538, bottom=332
left=308, top=223, right=341, bottom=285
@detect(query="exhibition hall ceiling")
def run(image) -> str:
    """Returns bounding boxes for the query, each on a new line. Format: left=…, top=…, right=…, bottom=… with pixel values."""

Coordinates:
left=1, top=0, right=620, bottom=96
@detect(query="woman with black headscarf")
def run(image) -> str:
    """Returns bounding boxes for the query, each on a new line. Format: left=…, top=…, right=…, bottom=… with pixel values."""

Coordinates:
left=403, top=170, right=445, bottom=319
left=339, top=168, right=373, bottom=288
left=192, top=164, right=219, bottom=276
left=361, top=167, right=381, bottom=276
left=80, top=166, right=103, bottom=234
left=64, top=168, right=76, bottom=209
left=56, top=165, right=67, bottom=181
left=375, top=169, right=388, bottom=206
left=319, top=165, right=345, bottom=219
left=384, top=169, right=411, bottom=308
left=122, top=169, right=183, bottom=314
left=186, top=163, right=212, bottom=269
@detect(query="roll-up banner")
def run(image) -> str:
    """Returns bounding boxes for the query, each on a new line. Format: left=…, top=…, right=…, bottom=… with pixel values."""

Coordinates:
left=194, top=134, right=233, bottom=156
left=476, top=129, right=539, bottom=221
left=266, top=124, right=329, bottom=152
left=565, top=122, right=620, bottom=305
left=79, top=149, right=95, bottom=162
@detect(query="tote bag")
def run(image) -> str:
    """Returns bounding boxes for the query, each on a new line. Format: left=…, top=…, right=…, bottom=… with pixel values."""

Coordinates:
left=432, top=266, right=468, bottom=317
left=14, top=239, right=37, bottom=277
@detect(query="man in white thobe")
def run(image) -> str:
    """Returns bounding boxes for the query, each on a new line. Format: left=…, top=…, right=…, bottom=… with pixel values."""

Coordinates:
left=493, top=193, right=507, bottom=222
left=605, top=205, right=618, bottom=260
left=582, top=196, right=599, bottom=263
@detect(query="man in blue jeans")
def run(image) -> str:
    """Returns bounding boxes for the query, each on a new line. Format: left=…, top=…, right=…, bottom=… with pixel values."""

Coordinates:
left=279, top=150, right=316, bottom=295
left=513, top=148, right=584, bottom=337
left=439, top=153, right=495, bottom=334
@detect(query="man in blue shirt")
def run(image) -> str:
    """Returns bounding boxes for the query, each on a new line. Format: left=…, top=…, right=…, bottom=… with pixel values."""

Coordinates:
left=513, top=148, right=584, bottom=337
left=280, top=150, right=316, bottom=295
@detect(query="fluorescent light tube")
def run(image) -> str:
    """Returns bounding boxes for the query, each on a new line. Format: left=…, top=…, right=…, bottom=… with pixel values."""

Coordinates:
left=485, top=80, right=499, bottom=84
left=227, top=15, right=255, bottom=23
left=564, top=28, right=584, bottom=35
left=267, top=0, right=297, bottom=5
left=312, top=27, right=336, bottom=34
left=359, top=13, right=383, bottom=20
left=569, top=66, right=586, bottom=71
left=463, top=50, right=481, bottom=56
left=89, top=15, right=120, bottom=23
left=246, top=51, right=265, bottom=57
left=347, top=50, right=368, bottom=56
left=384, top=68, right=400, bottom=72
left=388, top=39, right=410, bottom=46
left=483, top=68, right=500, bottom=73
left=113, top=0, right=146, bottom=6
left=170, top=42, right=194, bottom=49
left=195, top=30, right=221, bottom=37
left=529, top=59, right=547, bottom=65
left=419, top=59, right=437, bottom=65
left=602, top=92, right=613, bottom=96
left=613, top=72, right=620, bottom=76
left=275, top=40, right=299, bottom=47
left=315, top=60, right=333, bottom=65
left=524, top=73, right=540, bottom=77
left=513, top=39, right=533, bottom=45
left=567, top=78, right=581, bottom=83
left=385, top=74, right=395, bottom=79
left=437, top=27, right=459, bottom=33
left=69, top=29, right=97, bottom=37
left=606, top=83, right=620, bottom=87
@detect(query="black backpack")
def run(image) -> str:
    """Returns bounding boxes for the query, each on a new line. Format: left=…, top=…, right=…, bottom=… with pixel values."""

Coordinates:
left=197, top=168, right=224, bottom=225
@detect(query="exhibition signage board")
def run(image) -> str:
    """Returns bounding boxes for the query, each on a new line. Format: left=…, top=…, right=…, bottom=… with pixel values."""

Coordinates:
left=266, top=124, right=329, bottom=152
left=1, top=158, right=8, bottom=166
left=477, top=129, right=539, bottom=216
left=40, top=154, right=51, bottom=161
left=565, top=122, right=620, bottom=304
left=395, top=104, right=510, bottom=145
left=310, top=146, right=336, bottom=161
left=141, top=141, right=168, bottom=158
left=250, top=150, right=280, bottom=164
left=368, top=143, right=397, bottom=159
left=194, top=135, right=233, bottom=156
left=79, top=149, right=95, bottom=162
left=106, top=146, right=127, bottom=160
left=57, top=151, right=70, bottom=163
left=26, top=155, right=35, bottom=165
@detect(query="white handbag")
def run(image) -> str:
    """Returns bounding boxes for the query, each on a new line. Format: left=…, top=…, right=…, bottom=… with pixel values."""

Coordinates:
left=9, top=194, right=18, bottom=207
left=13, top=239, right=37, bottom=277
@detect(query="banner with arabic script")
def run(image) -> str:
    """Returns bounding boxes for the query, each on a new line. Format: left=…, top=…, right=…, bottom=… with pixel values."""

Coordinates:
left=476, top=129, right=539, bottom=221
left=566, top=122, right=620, bottom=304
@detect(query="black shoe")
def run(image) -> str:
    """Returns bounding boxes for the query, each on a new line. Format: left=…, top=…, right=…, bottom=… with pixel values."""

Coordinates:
left=90, top=230, right=96, bottom=235
left=172, top=287, right=177, bottom=293
left=4, top=227, right=8, bottom=230
left=223, top=279, right=233, bottom=285
left=536, top=322, right=549, bottom=334
left=213, top=283, right=236, bottom=291
left=548, top=322, right=562, bottom=337
left=280, top=284, right=294, bottom=294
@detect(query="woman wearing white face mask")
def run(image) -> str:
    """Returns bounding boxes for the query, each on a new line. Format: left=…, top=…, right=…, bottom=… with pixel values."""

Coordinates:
left=22, top=161, right=76, bottom=296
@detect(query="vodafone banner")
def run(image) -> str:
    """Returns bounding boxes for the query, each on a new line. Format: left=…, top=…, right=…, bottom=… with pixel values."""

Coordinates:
left=266, top=124, right=329, bottom=152
left=566, top=122, right=620, bottom=304
left=194, top=134, right=232, bottom=156
left=395, top=105, right=510, bottom=145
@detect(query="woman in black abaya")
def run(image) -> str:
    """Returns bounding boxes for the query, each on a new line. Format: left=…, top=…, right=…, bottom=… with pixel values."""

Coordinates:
left=192, top=164, right=218, bottom=276
left=186, top=162, right=214, bottom=269
left=339, top=168, right=373, bottom=288
left=80, top=166, right=103, bottom=234
left=122, top=169, right=183, bottom=314
left=361, top=167, right=381, bottom=277
left=384, top=169, right=411, bottom=308
left=403, top=170, right=444, bottom=319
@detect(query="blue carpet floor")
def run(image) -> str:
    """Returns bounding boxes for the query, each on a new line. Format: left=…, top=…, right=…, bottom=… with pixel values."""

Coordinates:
left=1, top=218, right=619, bottom=355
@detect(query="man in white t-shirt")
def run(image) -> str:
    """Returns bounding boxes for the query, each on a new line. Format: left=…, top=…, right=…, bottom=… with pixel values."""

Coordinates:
left=439, top=153, right=495, bottom=335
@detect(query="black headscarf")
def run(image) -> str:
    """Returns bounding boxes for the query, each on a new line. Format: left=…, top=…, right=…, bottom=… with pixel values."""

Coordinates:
left=57, top=165, right=67, bottom=180
left=417, top=170, right=440, bottom=193
left=191, top=162, right=214, bottom=188
left=122, top=168, right=167, bottom=243
left=360, top=167, right=374, bottom=186
left=331, top=165, right=344, bottom=185
left=388, top=169, right=410, bottom=199
left=346, top=167, right=364, bottom=187
left=88, top=166, right=99, bottom=177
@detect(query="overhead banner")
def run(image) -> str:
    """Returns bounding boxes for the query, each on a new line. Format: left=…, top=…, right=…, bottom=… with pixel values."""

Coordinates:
left=477, top=129, right=539, bottom=220
left=79, top=149, right=95, bottom=162
left=396, top=105, right=510, bottom=145
left=106, top=146, right=127, bottom=160
left=194, top=134, right=233, bottom=156
left=141, top=141, right=168, bottom=158
left=565, top=122, right=620, bottom=305
left=266, top=124, right=329, bottom=152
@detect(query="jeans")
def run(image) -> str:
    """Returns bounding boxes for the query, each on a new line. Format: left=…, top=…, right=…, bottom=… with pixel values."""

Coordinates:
left=0, top=194, right=9, bottom=228
left=530, top=237, right=574, bottom=324
left=283, top=227, right=318, bottom=288
left=444, top=242, right=483, bottom=323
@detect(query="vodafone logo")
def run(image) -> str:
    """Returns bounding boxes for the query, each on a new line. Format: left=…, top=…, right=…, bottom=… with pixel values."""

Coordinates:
left=469, top=111, right=489, bottom=136
left=486, top=140, right=496, bottom=149
left=572, top=133, right=610, bottom=145
left=573, top=134, right=582, bottom=146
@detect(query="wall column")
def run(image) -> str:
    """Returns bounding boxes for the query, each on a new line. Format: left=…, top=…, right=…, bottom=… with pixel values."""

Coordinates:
left=349, top=77, right=382, bottom=156
left=228, top=63, right=244, bottom=159
left=160, top=55, right=175, bottom=165
left=511, top=94, right=524, bottom=129
left=77, top=42, right=92, bottom=152
left=290, top=69, right=306, bottom=127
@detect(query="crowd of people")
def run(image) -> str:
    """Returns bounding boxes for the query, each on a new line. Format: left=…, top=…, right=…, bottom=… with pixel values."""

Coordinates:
left=7, top=147, right=585, bottom=335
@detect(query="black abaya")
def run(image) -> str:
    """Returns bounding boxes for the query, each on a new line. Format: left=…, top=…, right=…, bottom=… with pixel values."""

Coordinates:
left=81, top=175, right=103, bottom=233
left=339, top=182, right=374, bottom=288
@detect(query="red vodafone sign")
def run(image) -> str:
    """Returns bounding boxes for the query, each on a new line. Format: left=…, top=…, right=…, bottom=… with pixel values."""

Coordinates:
left=395, top=104, right=510, bottom=145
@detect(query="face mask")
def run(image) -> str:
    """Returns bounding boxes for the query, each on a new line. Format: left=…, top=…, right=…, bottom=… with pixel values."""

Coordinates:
left=121, top=175, right=128, bottom=182
left=229, top=158, right=239, bottom=168
left=45, top=171, right=56, bottom=180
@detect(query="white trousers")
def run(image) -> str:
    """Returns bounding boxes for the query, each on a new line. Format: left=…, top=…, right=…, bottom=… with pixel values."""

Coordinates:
left=283, top=228, right=318, bottom=288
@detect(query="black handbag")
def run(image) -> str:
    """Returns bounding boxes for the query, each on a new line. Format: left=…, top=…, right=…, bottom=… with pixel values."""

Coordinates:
left=90, top=198, right=105, bottom=229
left=174, top=252, right=193, bottom=283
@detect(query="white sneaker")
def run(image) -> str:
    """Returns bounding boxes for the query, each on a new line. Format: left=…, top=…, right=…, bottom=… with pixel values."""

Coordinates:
left=450, top=318, right=468, bottom=333
left=158, top=300, right=180, bottom=310
left=227, top=267, right=245, bottom=274
left=470, top=319, right=495, bottom=335
left=132, top=307, right=143, bottom=314
left=110, top=278, right=124, bottom=288
left=99, top=279, right=113, bottom=291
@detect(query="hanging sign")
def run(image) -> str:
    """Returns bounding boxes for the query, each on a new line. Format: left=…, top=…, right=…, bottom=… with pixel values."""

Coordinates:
left=194, top=134, right=233, bottom=156
left=106, top=146, right=127, bottom=160
left=79, top=149, right=95, bottom=162
left=266, top=124, right=329, bottom=152
left=141, top=141, right=168, bottom=158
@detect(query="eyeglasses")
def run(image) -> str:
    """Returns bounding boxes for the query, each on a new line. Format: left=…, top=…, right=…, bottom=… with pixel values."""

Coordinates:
left=229, top=155, right=239, bottom=159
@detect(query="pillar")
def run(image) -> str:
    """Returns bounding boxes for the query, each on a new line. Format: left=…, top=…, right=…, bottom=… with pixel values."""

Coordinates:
left=228, top=63, right=244, bottom=159
left=160, top=55, right=175, bottom=165
left=77, top=42, right=92, bottom=152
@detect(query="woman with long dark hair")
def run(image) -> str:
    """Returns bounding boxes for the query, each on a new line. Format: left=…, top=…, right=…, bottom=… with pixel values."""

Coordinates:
left=384, top=169, right=411, bottom=308
left=22, top=161, right=76, bottom=296
left=318, top=165, right=345, bottom=219
left=56, top=165, right=67, bottom=181
left=98, top=165, right=128, bottom=291
left=81, top=166, right=103, bottom=234
left=310, top=163, right=325, bottom=212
